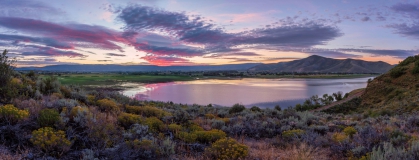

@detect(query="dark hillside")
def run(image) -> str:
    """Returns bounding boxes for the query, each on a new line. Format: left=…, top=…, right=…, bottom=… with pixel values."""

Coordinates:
left=249, top=55, right=394, bottom=73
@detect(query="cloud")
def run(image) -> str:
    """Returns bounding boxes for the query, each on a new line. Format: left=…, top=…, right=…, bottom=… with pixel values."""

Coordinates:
left=361, top=17, right=371, bottom=22
left=339, top=48, right=417, bottom=58
left=106, top=53, right=126, bottom=57
left=391, top=2, right=419, bottom=19
left=20, top=46, right=86, bottom=58
left=0, top=0, right=64, bottom=18
left=117, top=4, right=230, bottom=45
left=232, top=22, right=342, bottom=48
left=140, top=55, right=192, bottom=66
left=98, top=60, right=113, bottom=62
left=0, top=34, right=73, bottom=49
left=387, top=23, right=419, bottom=40
left=134, top=43, right=205, bottom=57
left=204, top=52, right=260, bottom=58
left=117, top=4, right=342, bottom=49
left=304, top=50, right=362, bottom=58
left=0, top=17, right=128, bottom=51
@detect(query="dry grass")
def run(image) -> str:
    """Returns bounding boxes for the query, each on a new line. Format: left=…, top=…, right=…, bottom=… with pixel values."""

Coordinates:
left=0, top=146, right=23, bottom=160
left=243, top=139, right=282, bottom=160
left=281, top=143, right=329, bottom=160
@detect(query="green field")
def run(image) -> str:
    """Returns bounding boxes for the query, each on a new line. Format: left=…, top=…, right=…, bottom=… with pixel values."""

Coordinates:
left=44, top=74, right=196, bottom=85
left=42, top=73, right=375, bottom=86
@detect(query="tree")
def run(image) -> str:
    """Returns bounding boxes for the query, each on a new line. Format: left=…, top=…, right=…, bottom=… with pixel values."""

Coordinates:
left=0, top=49, right=16, bottom=103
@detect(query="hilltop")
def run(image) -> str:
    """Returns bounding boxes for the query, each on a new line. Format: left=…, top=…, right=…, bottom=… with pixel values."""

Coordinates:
left=248, top=55, right=394, bottom=73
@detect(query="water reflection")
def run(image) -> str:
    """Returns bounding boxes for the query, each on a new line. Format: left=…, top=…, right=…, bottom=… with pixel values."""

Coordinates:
left=122, top=77, right=374, bottom=108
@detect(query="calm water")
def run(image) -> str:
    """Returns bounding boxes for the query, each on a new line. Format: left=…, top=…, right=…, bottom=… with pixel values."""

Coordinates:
left=122, top=77, right=373, bottom=108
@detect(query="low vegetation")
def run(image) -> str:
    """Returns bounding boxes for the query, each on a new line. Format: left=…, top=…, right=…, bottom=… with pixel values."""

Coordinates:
left=1, top=49, right=419, bottom=160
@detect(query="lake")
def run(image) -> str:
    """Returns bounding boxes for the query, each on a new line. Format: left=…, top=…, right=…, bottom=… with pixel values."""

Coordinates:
left=122, top=77, right=373, bottom=109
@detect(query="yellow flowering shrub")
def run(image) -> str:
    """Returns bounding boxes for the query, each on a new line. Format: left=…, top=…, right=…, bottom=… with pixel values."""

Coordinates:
left=176, top=131, right=197, bottom=143
left=205, top=113, right=217, bottom=119
left=51, top=93, right=63, bottom=99
left=332, top=132, right=348, bottom=143
left=126, top=105, right=170, bottom=118
left=117, top=112, right=143, bottom=129
left=69, top=106, right=90, bottom=120
left=96, top=99, right=119, bottom=114
left=217, top=117, right=230, bottom=123
left=0, top=104, right=29, bottom=124
left=126, top=139, right=154, bottom=150
left=195, top=129, right=227, bottom=143
left=38, top=109, right=60, bottom=127
left=168, top=123, right=183, bottom=133
left=282, top=129, right=305, bottom=138
left=189, top=124, right=204, bottom=132
left=30, top=127, right=71, bottom=153
left=205, top=138, right=248, bottom=160
left=143, top=117, right=165, bottom=132
left=87, top=95, right=96, bottom=104
left=343, top=126, right=357, bottom=138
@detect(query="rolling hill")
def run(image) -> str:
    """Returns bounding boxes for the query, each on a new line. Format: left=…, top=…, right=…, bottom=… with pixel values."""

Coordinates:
left=248, top=55, right=394, bottom=73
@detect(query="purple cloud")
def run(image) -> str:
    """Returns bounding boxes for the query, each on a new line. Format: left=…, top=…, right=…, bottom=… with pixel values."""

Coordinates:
left=0, top=34, right=73, bottom=49
left=388, top=23, right=419, bottom=40
left=141, top=55, right=193, bottom=66
left=339, top=48, right=417, bottom=58
left=21, top=46, right=86, bottom=58
left=106, top=53, right=126, bottom=57
left=0, top=17, right=129, bottom=51
left=233, top=22, right=342, bottom=48
left=391, top=2, right=419, bottom=19
left=204, top=52, right=260, bottom=58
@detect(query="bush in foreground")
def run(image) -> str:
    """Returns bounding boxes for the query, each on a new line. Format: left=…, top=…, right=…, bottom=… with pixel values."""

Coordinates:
left=30, top=127, right=71, bottom=157
left=205, top=138, right=248, bottom=160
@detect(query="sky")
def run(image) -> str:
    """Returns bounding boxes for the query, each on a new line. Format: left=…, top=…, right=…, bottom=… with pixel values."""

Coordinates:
left=1, top=0, right=419, bottom=67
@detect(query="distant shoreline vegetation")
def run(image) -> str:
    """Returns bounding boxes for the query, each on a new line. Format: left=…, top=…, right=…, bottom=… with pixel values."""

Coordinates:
left=29, top=71, right=379, bottom=86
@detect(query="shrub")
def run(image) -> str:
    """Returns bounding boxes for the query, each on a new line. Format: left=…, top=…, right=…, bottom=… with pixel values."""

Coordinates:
left=118, top=112, right=143, bottom=129
left=188, top=124, right=205, bottom=132
left=282, top=129, right=306, bottom=139
left=69, top=106, right=90, bottom=120
left=125, top=105, right=170, bottom=118
left=38, top=109, right=60, bottom=127
left=143, top=117, right=164, bottom=132
left=332, top=132, right=348, bottom=143
left=229, top=104, right=246, bottom=114
left=343, top=126, right=357, bottom=138
left=205, top=138, right=249, bottom=160
left=30, top=127, right=71, bottom=155
left=275, top=105, right=282, bottom=111
left=87, top=95, right=96, bottom=104
left=250, top=106, right=262, bottom=112
left=194, top=129, right=227, bottom=143
left=390, top=67, right=406, bottom=78
left=176, top=131, right=197, bottom=143
left=205, top=113, right=217, bottom=119
left=168, top=123, right=182, bottom=133
left=52, top=99, right=79, bottom=110
left=0, top=104, right=29, bottom=124
left=96, top=99, right=120, bottom=114
left=412, top=61, right=419, bottom=74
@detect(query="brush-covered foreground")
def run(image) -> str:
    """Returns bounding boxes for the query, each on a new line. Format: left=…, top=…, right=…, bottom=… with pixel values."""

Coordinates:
left=1, top=76, right=419, bottom=160
left=1, top=51, right=419, bottom=160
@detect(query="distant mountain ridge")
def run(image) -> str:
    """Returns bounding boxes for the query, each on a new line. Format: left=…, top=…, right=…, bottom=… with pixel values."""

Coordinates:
left=16, top=63, right=261, bottom=72
left=248, top=55, right=394, bottom=73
